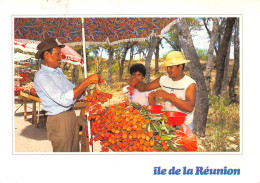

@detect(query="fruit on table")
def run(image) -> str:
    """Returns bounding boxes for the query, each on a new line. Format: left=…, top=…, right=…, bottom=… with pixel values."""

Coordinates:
left=83, top=80, right=184, bottom=152
left=84, top=89, right=113, bottom=112
left=20, top=82, right=38, bottom=97
left=87, top=100, right=181, bottom=152
left=14, top=87, right=22, bottom=96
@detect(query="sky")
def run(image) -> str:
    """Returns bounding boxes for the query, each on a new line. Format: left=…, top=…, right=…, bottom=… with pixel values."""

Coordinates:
left=160, top=26, right=211, bottom=58
left=160, top=21, right=235, bottom=60
left=90, top=23, right=213, bottom=60
left=93, top=19, right=234, bottom=60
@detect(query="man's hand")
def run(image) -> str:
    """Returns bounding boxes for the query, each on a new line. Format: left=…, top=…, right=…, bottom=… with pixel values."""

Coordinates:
left=73, top=74, right=101, bottom=100
left=153, top=89, right=172, bottom=100
left=152, top=83, right=196, bottom=112
left=87, top=74, right=100, bottom=85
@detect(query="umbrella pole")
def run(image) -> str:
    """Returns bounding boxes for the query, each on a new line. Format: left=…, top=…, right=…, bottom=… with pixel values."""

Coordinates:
left=81, top=17, right=92, bottom=152
left=82, top=17, right=87, bottom=78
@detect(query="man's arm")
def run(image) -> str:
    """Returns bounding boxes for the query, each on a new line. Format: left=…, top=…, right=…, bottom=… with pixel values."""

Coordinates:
left=134, top=77, right=161, bottom=91
left=73, top=74, right=100, bottom=100
left=154, top=83, right=196, bottom=112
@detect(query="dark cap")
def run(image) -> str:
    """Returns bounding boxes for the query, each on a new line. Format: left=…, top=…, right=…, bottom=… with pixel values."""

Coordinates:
left=35, top=38, right=65, bottom=59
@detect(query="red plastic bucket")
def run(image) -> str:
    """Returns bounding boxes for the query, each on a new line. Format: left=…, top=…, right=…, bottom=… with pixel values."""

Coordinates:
left=163, top=111, right=187, bottom=125
left=145, top=105, right=162, bottom=114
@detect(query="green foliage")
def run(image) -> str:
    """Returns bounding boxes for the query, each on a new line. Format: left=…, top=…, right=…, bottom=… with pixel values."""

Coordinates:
left=196, top=48, right=208, bottom=60
left=71, top=65, right=85, bottom=85
left=71, top=45, right=84, bottom=56
left=131, top=41, right=150, bottom=60
left=208, top=95, right=233, bottom=126
left=165, top=27, right=178, bottom=47
left=100, top=85, right=113, bottom=93
left=153, top=72, right=164, bottom=78
left=86, top=56, right=97, bottom=73
left=63, top=70, right=69, bottom=76
left=165, top=18, right=203, bottom=47
left=78, top=70, right=85, bottom=84
left=198, top=95, right=240, bottom=152
left=186, top=18, right=203, bottom=31
left=111, top=62, right=120, bottom=75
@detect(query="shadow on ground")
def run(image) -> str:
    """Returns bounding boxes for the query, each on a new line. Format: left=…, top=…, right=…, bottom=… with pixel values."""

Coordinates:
left=19, top=121, right=48, bottom=141
left=14, top=111, right=25, bottom=117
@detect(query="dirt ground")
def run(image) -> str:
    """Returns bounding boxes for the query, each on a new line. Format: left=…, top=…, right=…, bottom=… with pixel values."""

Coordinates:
left=14, top=100, right=104, bottom=153
left=14, top=101, right=53, bottom=152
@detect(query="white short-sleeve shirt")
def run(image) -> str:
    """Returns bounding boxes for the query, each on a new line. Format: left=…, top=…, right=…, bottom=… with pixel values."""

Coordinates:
left=123, top=85, right=151, bottom=106
left=159, top=75, right=196, bottom=125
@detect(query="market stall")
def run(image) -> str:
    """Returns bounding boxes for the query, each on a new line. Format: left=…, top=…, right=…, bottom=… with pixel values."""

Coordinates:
left=20, top=91, right=87, bottom=128
left=79, top=83, right=198, bottom=152
left=20, top=91, right=45, bottom=128
left=13, top=17, right=199, bottom=152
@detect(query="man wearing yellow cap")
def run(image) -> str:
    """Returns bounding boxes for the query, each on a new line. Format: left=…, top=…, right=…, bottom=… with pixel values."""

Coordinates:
left=133, top=51, right=196, bottom=131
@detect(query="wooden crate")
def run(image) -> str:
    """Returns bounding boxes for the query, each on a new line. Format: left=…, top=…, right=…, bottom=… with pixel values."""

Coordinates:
left=80, top=125, right=90, bottom=152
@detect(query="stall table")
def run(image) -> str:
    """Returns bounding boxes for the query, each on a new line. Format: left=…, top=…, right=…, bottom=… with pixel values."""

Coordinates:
left=20, top=91, right=87, bottom=128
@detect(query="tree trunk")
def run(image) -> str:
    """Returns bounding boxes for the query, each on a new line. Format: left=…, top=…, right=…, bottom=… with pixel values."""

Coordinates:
left=118, top=47, right=129, bottom=81
left=97, top=48, right=103, bottom=72
left=72, top=65, right=79, bottom=85
left=118, top=42, right=136, bottom=81
left=128, top=59, right=133, bottom=73
left=81, top=63, right=84, bottom=74
left=127, top=46, right=134, bottom=72
left=213, top=18, right=236, bottom=96
left=139, top=52, right=142, bottom=60
left=155, top=37, right=161, bottom=74
left=145, top=36, right=157, bottom=83
left=85, top=51, right=89, bottom=73
left=130, top=46, right=134, bottom=61
left=214, top=18, right=227, bottom=54
left=229, top=19, right=239, bottom=104
left=118, top=57, right=126, bottom=82
left=177, top=18, right=209, bottom=137
left=203, top=18, right=211, bottom=38
left=141, top=50, right=147, bottom=60
left=163, top=36, right=182, bottom=51
left=204, top=18, right=219, bottom=95
left=94, top=54, right=98, bottom=73
left=108, top=47, right=114, bottom=86
left=221, top=37, right=232, bottom=96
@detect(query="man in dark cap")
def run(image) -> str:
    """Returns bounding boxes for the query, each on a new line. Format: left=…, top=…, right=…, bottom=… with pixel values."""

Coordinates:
left=34, top=38, right=100, bottom=152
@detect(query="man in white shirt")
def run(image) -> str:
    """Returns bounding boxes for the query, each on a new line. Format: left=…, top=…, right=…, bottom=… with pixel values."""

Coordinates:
left=34, top=38, right=100, bottom=152
left=131, top=51, right=196, bottom=131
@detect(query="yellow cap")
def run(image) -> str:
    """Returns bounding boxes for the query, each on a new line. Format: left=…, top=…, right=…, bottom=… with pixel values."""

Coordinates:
left=162, top=51, right=190, bottom=67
